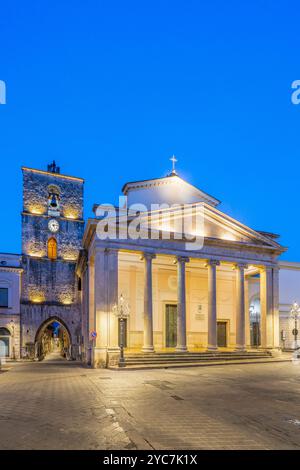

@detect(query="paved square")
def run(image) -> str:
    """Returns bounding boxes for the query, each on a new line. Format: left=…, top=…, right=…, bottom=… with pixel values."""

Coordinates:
left=1, top=359, right=300, bottom=449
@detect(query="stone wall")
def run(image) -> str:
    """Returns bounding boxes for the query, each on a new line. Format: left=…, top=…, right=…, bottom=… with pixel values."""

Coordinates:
left=22, top=257, right=78, bottom=304
left=22, top=215, right=84, bottom=259
left=20, top=303, right=81, bottom=351
left=22, top=169, right=83, bottom=220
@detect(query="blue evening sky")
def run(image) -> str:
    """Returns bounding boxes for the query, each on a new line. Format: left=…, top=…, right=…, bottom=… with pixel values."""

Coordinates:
left=0, top=0, right=299, bottom=259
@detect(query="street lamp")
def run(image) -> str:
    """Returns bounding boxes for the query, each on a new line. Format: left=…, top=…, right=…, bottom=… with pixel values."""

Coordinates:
left=112, top=293, right=130, bottom=367
left=249, top=304, right=260, bottom=347
left=290, top=301, right=300, bottom=350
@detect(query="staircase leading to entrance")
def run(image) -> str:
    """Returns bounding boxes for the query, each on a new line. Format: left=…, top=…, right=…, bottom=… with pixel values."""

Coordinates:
left=109, top=350, right=290, bottom=369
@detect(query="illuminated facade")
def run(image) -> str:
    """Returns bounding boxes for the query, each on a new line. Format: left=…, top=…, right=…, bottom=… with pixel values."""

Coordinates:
left=78, top=174, right=286, bottom=368
left=1, top=164, right=299, bottom=363
left=20, top=163, right=84, bottom=359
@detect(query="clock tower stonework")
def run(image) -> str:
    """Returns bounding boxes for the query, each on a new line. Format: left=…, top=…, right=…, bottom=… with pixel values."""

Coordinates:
left=20, top=163, right=84, bottom=359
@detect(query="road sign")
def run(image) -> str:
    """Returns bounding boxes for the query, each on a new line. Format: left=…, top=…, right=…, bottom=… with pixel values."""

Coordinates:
left=90, top=331, right=97, bottom=340
left=292, top=328, right=298, bottom=337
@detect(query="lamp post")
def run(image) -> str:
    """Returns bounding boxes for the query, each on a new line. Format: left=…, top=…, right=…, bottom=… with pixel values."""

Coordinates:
left=112, top=293, right=130, bottom=367
left=290, top=301, right=300, bottom=350
left=249, top=304, right=260, bottom=347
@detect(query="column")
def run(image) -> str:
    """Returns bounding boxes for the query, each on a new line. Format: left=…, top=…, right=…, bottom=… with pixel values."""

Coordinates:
left=106, top=248, right=119, bottom=353
left=93, top=247, right=108, bottom=367
left=245, top=276, right=251, bottom=348
left=175, top=256, right=189, bottom=351
left=206, top=260, right=220, bottom=351
left=272, top=267, right=280, bottom=349
left=260, top=266, right=274, bottom=349
left=235, top=263, right=248, bottom=351
left=141, top=252, right=156, bottom=352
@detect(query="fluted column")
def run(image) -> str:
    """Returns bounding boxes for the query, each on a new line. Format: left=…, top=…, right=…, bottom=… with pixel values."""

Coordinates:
left=141, top=252, right=156, bottom=352
left=175, top=256, right=189, bottom=351
left=206, top=260, right=220, bottom=351
left=234, top=263, right=248, bottom=351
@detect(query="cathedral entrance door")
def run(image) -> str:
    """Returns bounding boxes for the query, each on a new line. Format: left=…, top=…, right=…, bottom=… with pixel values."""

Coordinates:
left=217, top=321, right=227, bottom=347
left=165, top=304, right=177, bottom=347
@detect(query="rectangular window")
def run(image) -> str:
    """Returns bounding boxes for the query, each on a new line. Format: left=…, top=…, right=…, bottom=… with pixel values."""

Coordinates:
left=0, top=288, right=8, bottom=308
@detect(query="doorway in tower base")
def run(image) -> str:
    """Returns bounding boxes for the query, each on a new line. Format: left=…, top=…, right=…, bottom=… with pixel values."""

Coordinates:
left=34, top=317, right=71, bottom=361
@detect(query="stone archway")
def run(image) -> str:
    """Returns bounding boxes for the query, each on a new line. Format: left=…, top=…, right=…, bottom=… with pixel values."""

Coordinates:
left=34, top=316, right=72, bottom=361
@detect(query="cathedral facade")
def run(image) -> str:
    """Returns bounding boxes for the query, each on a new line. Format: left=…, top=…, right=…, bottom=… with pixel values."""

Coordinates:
left=1, top=163, right=300, bottom=365
left=77, top=173, right=286, bottom=368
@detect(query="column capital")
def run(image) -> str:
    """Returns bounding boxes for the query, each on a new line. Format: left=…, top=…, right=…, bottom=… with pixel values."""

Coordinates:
left=173, top=256, right=190, bottom=265
left=140, top=252, right=156, bottom=261
left=205, top=259, right=220, bottom=268
left=105, top=248, right=119, bottom=254
left=94, top=246, right=107, bottom=254
left=259, top=265, right=273, bottom=273
left=233, top=263, right=248, bottom=270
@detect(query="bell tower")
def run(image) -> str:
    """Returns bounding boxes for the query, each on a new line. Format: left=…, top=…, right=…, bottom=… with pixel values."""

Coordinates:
left=20, top=162, right=84, bottom=359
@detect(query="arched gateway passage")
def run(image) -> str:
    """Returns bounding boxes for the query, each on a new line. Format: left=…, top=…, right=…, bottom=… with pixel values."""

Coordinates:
left=35, top=317, right=71, bottom=361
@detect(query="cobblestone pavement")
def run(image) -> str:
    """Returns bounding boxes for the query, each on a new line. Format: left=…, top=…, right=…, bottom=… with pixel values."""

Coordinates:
left=1, top=358, right=300, bottom=449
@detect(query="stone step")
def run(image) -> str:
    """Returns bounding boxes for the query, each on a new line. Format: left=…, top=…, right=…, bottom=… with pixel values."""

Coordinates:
left=125, top=350, right=271, bottom=356
left=109, top=357, right=291, bottom=371
left=124, top=353, right=271, bottom=360
left=125, top=354, right=271, bottom=360
left=124, top=357, right=271, bottom=365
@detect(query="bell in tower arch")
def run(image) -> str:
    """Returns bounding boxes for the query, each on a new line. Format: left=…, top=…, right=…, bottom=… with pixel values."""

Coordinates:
left=47, top=185, right=61, bottom=216
left=50, top=193, right=58, bottom=208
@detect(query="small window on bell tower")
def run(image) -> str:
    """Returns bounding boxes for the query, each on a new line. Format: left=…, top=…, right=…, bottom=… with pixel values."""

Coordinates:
left=48, top=238, right=57, bottom=260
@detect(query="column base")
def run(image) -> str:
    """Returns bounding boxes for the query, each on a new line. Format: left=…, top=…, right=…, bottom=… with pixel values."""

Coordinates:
left=235, top=346, right=246, bottom=352
left=175, top=346, right=188, bottom=352
left=207, top=345, right=218, bottom=351
left=141, top=346, right=155, bottom=353
left=92, top=347, right=108, bottom=368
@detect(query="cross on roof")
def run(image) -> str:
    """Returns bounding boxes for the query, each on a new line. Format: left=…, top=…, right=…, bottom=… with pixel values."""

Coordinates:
left=170, top=155, right=178, bottom=175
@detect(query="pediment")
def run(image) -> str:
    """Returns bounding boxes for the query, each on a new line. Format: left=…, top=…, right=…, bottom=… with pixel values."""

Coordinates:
left=122, top=174, right=220, bottom=208
left=202, top=205, right=281, bottom=248
left=146, top=202, right=283, bottom=251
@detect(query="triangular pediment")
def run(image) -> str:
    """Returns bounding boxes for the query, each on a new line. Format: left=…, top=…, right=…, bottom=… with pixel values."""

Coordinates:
left=145, top=202, right=283, bottom=251
left=122, top=174, right=220, bottom=208
left=202, top=205, right=281, bottom=249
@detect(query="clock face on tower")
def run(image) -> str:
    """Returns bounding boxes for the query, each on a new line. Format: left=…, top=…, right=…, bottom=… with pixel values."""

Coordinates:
left=48, top=219, right=60, bottom=233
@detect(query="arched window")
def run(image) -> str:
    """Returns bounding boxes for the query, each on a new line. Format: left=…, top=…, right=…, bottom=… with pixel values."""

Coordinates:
left=48, top=238, right=57, bottom=260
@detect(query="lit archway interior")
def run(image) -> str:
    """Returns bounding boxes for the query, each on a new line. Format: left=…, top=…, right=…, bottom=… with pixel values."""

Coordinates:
left=35, top=319, right=71, bottom=360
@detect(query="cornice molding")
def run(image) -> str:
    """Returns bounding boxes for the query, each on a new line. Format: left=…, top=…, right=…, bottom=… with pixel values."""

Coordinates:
left=21, top=166, right=84, bottom=183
